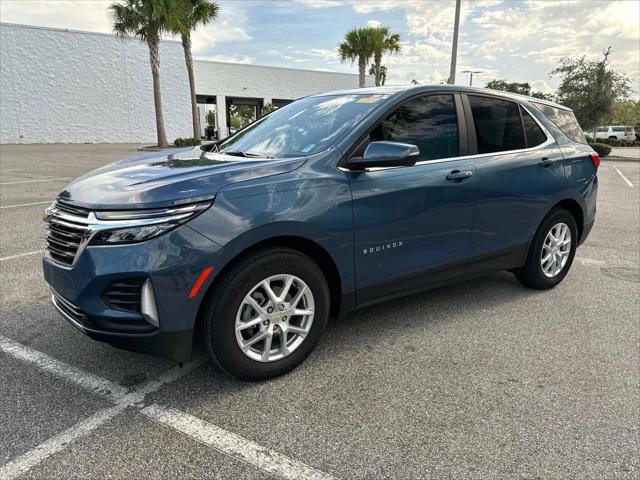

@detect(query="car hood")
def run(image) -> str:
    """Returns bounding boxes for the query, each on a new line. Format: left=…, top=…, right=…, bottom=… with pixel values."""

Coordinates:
left=57, top=147, right=306, bottom=209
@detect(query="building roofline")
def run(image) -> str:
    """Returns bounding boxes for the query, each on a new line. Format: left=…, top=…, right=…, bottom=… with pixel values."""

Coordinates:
left=0, top=22, right=182, bottom=43
left=1, top=22, right=360, bottom=78
left=194, top=58, right=359, bottom=77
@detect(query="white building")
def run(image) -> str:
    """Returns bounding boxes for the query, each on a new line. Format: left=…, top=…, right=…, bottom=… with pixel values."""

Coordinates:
left=0, top=23, right=367, bottom=144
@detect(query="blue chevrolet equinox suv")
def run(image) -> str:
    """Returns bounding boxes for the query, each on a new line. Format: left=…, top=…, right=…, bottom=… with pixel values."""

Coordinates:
left=43, top=86, right=598, bottom=380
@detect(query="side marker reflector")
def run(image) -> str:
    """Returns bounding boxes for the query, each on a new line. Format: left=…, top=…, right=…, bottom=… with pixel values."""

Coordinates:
left=189, top=267, right=214, bottom=299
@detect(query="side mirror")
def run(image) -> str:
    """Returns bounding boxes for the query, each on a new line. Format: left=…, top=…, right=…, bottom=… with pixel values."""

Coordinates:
left=348, top=141, right=419, bottom=170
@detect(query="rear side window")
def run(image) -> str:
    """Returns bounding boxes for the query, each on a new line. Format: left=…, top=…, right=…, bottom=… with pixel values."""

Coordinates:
left=612, top=126, right=625, bottom=132
left=532, top=102, right=586, bottom=143
left=520, top=106, right=547, bottom=147
left=468, top=95, right=525, bottom=154
left=370, top=94, right=458, bottom=161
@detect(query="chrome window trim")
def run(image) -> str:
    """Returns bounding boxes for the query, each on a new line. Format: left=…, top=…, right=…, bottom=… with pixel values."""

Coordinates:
left=338, top=102, right=554, bottom=173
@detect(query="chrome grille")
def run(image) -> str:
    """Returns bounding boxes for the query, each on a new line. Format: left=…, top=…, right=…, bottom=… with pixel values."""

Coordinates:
left=45, top=201, right=91, bottom=267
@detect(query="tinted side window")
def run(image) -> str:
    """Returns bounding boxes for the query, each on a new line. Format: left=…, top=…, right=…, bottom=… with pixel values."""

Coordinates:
left=532, top=102, right=586, bottom=143
left=370, top=94, right=458, bottom=161
left=612, top=126, right=625, bottom=132
left=468, top=96, right=525, bottom=154
left=520, top=106, right=547, bottom=147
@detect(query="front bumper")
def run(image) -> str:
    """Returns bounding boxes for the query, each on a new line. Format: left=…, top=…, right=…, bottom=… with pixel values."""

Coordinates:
left=43, top=225, right=221, bottom=362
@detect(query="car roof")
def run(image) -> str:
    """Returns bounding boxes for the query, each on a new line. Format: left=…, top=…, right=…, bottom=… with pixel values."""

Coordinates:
left=314, top=84, right=570, bottom=111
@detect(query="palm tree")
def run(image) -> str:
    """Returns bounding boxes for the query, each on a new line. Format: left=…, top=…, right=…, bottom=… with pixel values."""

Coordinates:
left=169, top=0, right=218, bottom=141
left=369, top=26, right=401, bottom=87
left=110, top=0, right=175, bottom=148
left=338, top=28, right=375, bottom=88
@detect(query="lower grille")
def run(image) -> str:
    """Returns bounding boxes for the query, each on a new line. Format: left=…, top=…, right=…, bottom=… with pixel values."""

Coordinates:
left=102, top=278, right=144, bottom=313
left=51, top=290, right=89, bottom=329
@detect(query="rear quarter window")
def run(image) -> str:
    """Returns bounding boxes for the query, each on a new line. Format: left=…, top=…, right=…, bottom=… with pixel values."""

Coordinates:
left=532, top=102, right=586, bottom=144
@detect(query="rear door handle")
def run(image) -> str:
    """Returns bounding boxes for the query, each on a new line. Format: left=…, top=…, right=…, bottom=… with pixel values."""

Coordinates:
left=539, top=158, right=554, bottom=167
left=446, top=170, right=473, bottom=181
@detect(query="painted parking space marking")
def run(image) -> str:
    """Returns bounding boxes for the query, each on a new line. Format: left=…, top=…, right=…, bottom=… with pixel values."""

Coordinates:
left=612, top=165, right=634, bottom=187
left=0, top=177, right=71, bottom=186
left=0, top=336, right=338, bottom=480
left=0, top=251, right=41, bottom=262
left=0, top=403, right=130, bottom=480
left=0, top=335, right=128, bottom=403
left=0, top=169, right=24, bottom=172
left=0, top=201, right=51, bottom=209
left=142, top=404, right=338, bottom=480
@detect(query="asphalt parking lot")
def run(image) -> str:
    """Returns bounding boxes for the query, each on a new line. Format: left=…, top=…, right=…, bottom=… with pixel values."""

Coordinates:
left=1, top=144, right=638, bottom=480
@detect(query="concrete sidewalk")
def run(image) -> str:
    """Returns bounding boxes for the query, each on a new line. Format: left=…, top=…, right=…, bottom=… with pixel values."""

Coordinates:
left=608, top=147, right=639, bottom=162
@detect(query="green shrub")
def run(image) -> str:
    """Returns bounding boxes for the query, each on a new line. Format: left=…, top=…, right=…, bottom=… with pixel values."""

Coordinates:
left=174, top=137, right=202, bottom=147
left=585, top=136, right=639, bottom=147
left=588, top=143, right=612, bottom=157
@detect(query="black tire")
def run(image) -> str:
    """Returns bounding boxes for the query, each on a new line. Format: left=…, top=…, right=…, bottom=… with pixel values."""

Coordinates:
left=203, top=248, right=330, bottom=381
left=516, top=208, right=578, bottom=290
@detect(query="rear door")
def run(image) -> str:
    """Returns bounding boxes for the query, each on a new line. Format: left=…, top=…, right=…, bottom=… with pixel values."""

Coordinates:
left=346, top=93, right=477, bottom=305
left=462, top=94, right=566, bottom=274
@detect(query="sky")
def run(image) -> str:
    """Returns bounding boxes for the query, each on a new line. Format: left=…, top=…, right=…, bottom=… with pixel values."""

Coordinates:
left=1, top=0, right=639, bottom=95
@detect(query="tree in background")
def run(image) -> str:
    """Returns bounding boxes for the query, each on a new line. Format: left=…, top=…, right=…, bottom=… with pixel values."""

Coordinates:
left=485, top=79, right=553, bottom=101
left=607, top=99, right=640, bottom=132
left=261, top=103, right=277, bottom=115
left=169, top=0, right=218, bottom=141
left=206, top=109, right=216, bottom=126
left=551, top=47, right=631, bottom=134
left=369, top=27, right=401, bottom=86
left=369, top=64, right=388, bottom=86
left=338, top=28, right=375, bottom=88
left=110, top=0, right=176, bottom=148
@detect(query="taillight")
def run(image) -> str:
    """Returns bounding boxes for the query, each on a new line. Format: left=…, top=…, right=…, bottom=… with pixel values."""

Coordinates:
left=589, top=152, right=600, bottom=170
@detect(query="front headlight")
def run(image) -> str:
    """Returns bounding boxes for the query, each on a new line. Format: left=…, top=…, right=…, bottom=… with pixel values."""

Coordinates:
left=89, top=201, right=212, bottom=245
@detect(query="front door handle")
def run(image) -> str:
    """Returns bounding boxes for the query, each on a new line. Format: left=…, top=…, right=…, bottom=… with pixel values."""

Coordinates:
left=539, top=158, right=554, bottom=167
left=446, top=170, right=473, bottom=181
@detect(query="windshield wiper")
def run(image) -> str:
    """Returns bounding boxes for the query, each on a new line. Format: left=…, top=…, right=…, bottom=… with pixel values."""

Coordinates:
left=222, top=150, right=271, bottom=159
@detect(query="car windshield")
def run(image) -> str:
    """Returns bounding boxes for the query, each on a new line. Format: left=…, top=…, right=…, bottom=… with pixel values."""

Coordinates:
left=217, top=94, right=387, bottom=158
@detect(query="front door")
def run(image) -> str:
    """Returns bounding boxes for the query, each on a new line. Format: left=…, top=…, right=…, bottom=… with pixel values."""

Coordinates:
left=347, top=93, right=477, bottom=305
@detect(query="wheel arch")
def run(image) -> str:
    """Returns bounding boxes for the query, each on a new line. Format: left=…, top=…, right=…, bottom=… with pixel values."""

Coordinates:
left=552, top=198, right=584, bottom=241
left=194, top=235, right=346, bottom=340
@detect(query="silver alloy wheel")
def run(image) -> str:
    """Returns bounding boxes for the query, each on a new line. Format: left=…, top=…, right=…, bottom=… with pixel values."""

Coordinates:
left=541, top=222, right=572, bottom=278
left=235, top=274, right=315, bottom=362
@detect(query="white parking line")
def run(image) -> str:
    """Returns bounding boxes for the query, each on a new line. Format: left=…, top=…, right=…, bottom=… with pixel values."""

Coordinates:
left=0, top=201, right=51, bottom=209
left=0, top=335, right=128, bottom=403
left=0, top=177, right=71, bottom=185
left=0, top=168, right=23, bottom=172
left=143, top=405, right=338, bottom=480
left=0, top=337, right=337, bottom=480
left=612, top=165, right=634, bottom=187
left=0, top=403, right=129, bottom=480
left=0, top=251, right=41, bottom=262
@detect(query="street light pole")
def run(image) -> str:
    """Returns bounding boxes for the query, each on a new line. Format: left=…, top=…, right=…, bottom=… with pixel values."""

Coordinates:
left=462, top=70, right=482, bottom=86
left=448, top=0, right=461, bottom=85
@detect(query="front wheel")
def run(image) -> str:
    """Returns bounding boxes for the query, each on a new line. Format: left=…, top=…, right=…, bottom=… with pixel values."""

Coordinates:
left=203, top=248, right=330, bottom=380
left=516, top=208, right=578, bottom=290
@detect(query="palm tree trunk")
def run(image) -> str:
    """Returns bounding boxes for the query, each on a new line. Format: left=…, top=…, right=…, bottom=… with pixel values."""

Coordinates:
left=358, top=56, right=366, bottom=88
left=182, top=33, right=200, bottom=141
left=374, top=52, right=382, bottom=86
left=147, top=30, right=169, bottom=148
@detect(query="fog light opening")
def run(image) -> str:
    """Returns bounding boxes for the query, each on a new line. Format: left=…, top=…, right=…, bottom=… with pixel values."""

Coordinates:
left=141, top=279, right=160, bottom=328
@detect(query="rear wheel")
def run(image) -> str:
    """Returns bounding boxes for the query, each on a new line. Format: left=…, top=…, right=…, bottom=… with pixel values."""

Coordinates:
left=203, top=248, right=330, bottom=380
left=516, top=208, right=578, bottom=290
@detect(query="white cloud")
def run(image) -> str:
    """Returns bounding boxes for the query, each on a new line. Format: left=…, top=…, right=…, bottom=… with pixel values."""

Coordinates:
left=196, top=54, right=254, bottom=64
left=295, top=0, right=342, bottom=8
left=310, top=48, right=339, bottom=60
left=367, top=19, right=382, bottom=28
left=0, top=0, right=112, bottom=33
